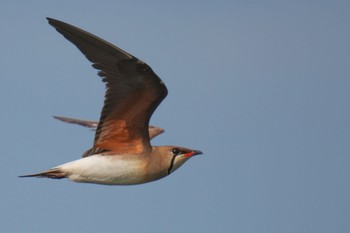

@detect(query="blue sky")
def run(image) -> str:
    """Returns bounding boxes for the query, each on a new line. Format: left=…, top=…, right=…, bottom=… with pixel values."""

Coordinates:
left=1, top=1, right=350, bottom=232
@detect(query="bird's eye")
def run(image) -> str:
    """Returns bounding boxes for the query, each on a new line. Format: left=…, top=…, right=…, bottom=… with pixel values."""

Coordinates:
left=172, top=148, right=181, bottom=155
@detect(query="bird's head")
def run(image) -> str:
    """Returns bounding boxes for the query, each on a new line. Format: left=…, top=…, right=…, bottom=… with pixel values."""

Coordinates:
left=153, top=146, right=202, bottom=175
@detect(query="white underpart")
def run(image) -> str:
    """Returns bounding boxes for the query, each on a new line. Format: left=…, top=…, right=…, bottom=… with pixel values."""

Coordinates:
left=56, top=154, right=146, bottom=185
left=170, top=156, right=190, bottom=174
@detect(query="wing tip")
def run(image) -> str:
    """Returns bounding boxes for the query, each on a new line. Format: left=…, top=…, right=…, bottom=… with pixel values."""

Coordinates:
left=46, top=17, right=57, bottom=26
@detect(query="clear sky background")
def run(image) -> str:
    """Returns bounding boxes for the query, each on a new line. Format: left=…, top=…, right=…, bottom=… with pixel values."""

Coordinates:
left=1, top=1, right=349, bottom=232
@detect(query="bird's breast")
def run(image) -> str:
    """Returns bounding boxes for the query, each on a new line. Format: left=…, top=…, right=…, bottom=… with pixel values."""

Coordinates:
left=57, top=154, right=153, bottom=185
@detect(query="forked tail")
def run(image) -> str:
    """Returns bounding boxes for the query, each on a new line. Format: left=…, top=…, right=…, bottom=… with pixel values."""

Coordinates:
left=19, top=168, right=67, bottom=179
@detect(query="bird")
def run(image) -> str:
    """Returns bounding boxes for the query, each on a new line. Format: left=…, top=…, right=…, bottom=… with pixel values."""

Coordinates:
left=20, top=18, right=202, bottom=185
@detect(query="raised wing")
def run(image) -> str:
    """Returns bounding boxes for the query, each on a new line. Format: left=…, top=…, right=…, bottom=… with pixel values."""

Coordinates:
left=47, top=18, right=168, bottom=155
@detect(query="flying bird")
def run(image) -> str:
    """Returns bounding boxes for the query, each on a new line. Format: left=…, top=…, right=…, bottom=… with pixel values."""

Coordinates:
left=20, top=18, right=202, bottom=185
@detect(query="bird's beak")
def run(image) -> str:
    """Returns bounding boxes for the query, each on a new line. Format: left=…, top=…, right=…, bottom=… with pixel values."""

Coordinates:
left=184, top=150, right=203, bottom=157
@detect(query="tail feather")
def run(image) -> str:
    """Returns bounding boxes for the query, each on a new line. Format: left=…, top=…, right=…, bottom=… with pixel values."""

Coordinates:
left=19, top=168, right=67, bottom=179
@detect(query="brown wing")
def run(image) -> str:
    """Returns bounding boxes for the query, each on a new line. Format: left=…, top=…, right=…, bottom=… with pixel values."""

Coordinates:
left=47, top=18, right=168, bottom=155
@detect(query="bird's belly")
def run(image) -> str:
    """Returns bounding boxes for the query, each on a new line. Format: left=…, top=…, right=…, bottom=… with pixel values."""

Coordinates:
left=58, top=155, right=149, bottom=185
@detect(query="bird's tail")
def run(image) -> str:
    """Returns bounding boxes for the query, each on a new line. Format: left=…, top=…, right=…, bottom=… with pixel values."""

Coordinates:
left=19, top=168, right=67, bottom=179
